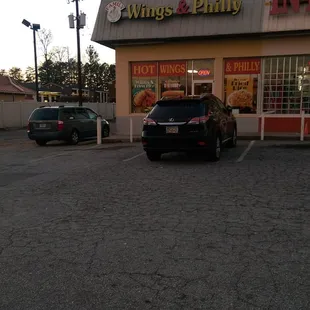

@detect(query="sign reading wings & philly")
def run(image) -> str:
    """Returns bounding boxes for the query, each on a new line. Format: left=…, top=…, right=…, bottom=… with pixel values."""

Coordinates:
left=106, top=0, right=243, bottom=23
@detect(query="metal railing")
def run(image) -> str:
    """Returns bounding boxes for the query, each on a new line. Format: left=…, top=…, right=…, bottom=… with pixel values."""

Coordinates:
left=259, top=110, right=308, bottom=141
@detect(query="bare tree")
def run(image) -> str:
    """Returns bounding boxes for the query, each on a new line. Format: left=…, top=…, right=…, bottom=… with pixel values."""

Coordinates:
left=38, top=29, right=53, bottom=62
left=51, top=46, right=69, bottom=63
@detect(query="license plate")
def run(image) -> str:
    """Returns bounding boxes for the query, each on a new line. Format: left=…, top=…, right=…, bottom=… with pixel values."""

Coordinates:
left=39, top=124, right=46, bottom=128
left=166, top=126, right=178, bottom=134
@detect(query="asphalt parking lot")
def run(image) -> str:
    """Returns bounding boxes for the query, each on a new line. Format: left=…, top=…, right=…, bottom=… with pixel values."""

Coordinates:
left=0, top=137, right=309, bottom=309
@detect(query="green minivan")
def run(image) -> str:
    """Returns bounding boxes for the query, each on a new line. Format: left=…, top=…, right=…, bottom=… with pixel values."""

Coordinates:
left=27, top=106, right=110, bottom=146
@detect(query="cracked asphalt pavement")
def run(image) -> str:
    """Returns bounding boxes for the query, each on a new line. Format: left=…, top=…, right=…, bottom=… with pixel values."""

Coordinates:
left=0, top=138, right=309, bottom=309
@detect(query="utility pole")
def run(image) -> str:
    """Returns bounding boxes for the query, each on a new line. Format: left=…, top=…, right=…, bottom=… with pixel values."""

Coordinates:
left=33, top=27, right=39, bottom=102
left=68, top=0, right=86, bottom=107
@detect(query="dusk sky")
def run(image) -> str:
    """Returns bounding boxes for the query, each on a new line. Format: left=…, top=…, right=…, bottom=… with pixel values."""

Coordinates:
left=0, top=0, right=115, bottom=71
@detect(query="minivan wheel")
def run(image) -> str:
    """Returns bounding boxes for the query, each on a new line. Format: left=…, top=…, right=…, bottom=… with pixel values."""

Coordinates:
left=146, top=151, right=162, bottom=161
left=69, top=129, right=79, bottom=145
left=36, top=140, right=47, bottom=146
left=208, top=134, right=221, bottom=161
left=227, top=127, right=237, bottom=148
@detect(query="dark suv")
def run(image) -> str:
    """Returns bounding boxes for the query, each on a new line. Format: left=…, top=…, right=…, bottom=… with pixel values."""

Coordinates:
left=141, top=94, right=237, bottom=161
left=27, top=106, right=110, bottom=146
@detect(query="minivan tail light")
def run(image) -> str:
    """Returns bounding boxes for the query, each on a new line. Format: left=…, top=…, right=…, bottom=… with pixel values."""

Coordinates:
left=188, top=116, right=209, bottom=125
left=143, top=118, right=157, bottom=126
left=57, top=120, right=64, bottom=131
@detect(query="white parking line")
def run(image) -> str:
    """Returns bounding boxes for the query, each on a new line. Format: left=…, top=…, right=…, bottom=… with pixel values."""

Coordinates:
left=236, top=140, right=255, bottom=163
left=123, top=152, right=145, bottom=162
left=29, top=152, right=68, bottom=164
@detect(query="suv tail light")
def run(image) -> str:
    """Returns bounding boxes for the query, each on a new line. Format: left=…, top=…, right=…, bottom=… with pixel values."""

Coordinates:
left=27, top=122, right=30, bottom=132
left=188, top=115, right=209, bottom=125
left=57, top=120, right=64, bottom=131
left=143, top=118, right=157, bottom=126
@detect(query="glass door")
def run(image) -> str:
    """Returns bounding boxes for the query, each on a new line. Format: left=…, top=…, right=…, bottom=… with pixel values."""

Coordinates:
left=192, top=80, right=214, bottom=96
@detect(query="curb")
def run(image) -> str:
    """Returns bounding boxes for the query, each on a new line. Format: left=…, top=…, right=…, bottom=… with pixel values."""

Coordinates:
left=101, top=136, right=308, bottom=143
left=102, top=137, right=141, bottom=143
left=1, top=136, right=308, bottom=147
left=238, top=136, right=304, bottom=141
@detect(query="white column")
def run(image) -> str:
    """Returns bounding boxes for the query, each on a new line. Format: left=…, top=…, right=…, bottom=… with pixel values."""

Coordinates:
left=300, top=110, right=305, bottom=141
left=97, top=115, right=102, bottom=145
left=261, top=115, right=265, bottom=141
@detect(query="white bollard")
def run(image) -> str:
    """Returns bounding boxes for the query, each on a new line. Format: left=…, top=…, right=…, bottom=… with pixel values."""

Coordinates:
left=130, top=117, right=133, bottom=143
left=300, top=110, right=305, bottom=141
left=97, top=115, right=102, bottom=145
left=260, top=114, right=265, bottom=141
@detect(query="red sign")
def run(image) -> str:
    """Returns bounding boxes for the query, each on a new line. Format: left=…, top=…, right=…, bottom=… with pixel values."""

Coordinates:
left=270, top=0, right=310, bottom=15
left=132, top=63, right=157, bottom=77
left=225, top=58, right=261, bottom=75
left=198, top=69, right=211, bottom=76
left=159, top=61, right=186, bottom=76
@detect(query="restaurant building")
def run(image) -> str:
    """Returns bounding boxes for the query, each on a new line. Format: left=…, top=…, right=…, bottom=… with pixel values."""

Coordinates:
left=92, top=0, right=310, bottom=135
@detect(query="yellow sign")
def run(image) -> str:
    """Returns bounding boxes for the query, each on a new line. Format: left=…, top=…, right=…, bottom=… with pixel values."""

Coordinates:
left=226, top=77, right=254, bottom=108
left=125, top=0, right=242, bottom=21
left=192, top=0, right=242, bottom=15
left=128, top=5, right=173, bottom=21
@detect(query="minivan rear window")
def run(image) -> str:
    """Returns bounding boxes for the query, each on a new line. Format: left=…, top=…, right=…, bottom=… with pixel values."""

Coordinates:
left=149, top=101, right=204, bottom=118
left=30, top=108, right=59, bottom=121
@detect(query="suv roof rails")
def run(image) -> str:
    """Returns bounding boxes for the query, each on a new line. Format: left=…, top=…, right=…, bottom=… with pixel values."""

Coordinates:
left=58, top=105, right=65, bottom=107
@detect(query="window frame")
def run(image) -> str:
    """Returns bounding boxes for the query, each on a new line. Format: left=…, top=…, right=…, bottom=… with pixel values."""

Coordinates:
left=86, top=108, right=98, bottom=120
left=60, top=108, right=76, bottom=120
left=262, top=55, right=310, bottom=114
left=75, top=108, right=90, bottom=120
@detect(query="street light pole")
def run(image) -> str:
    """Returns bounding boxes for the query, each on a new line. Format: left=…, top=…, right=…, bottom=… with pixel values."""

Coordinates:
left=22, top=19, right=40, bottom=102
left=75, top=0, right=83, bottom=107
left=33, top=28, right=39, bottom=102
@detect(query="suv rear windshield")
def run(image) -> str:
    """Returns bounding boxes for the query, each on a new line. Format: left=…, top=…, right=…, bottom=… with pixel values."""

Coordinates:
left=149, top=100, right=204, bottom=118
left=30, top=108, right=59, bottom=121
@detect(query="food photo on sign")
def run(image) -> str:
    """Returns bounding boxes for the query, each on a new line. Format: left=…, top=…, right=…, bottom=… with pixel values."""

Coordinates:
left=161, top=80, right=185, bottom=98
left=132, top=80, right=156, bottom=113
left=226, top=77, right=255, bottom=113
left=224, top=58, right=260, bottom=114
left=131, top=62, right=157, bottom=113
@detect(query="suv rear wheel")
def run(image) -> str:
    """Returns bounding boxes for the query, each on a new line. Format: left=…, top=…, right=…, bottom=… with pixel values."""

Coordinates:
left=36, top=140, right=47, bottom=146
left=227, top=127, right=237, bottom=148
left=208, top=134, right=221, bottom=161
left=146, top=151, right=162, bottom=161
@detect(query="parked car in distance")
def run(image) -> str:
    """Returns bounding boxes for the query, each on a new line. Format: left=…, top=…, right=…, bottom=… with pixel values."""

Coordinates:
left=141, top=94, right=237, bottom=161
left=27, top=105, right=110, bottom=146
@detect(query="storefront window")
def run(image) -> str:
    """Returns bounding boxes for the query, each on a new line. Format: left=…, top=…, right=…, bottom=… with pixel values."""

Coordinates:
left=131, top=62, right=158, bottom=113
left=159, top=61, right=186, bottom=99
left=130, top=59, right=214, bottom=113
left=262, top=55, right=310, bottom=114
left=224, top=58, right=261, bottom=114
